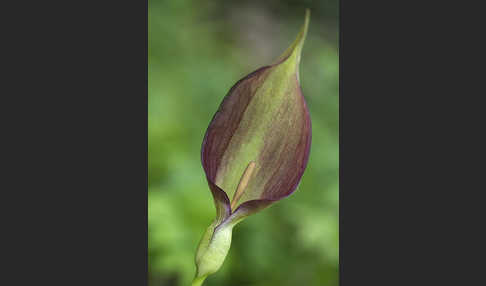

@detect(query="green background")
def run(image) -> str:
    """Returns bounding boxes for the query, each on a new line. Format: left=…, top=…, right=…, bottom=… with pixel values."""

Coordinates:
left=149, top=1, right=338, bottom=285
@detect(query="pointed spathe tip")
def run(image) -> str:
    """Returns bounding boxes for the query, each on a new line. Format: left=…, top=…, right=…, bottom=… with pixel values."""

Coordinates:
left=303, top=8, right=310, bottom=40
left=274, top=9, right=311, bottom=66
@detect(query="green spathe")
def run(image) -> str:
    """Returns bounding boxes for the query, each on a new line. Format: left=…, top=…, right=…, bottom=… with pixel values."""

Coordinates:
left=193, top=9, right=311, bottom=285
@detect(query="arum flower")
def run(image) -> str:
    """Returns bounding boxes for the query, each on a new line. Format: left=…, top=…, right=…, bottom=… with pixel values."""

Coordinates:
left=192, top=10, right=312, bottom=286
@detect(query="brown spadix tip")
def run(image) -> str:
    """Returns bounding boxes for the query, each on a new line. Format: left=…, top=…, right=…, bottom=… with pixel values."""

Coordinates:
left=230, top=161, right=256, bottom=211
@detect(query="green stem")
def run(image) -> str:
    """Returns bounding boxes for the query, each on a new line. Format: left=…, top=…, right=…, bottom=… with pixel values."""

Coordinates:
left=191, top=275, right=207, bottom=286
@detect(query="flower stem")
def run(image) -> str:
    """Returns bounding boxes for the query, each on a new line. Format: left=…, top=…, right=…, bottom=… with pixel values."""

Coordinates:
left=191, top=275, right=207, bottom=286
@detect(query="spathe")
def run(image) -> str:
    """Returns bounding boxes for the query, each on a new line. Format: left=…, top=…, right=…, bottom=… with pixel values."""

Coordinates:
left=193, top=10, right=312, bottom=285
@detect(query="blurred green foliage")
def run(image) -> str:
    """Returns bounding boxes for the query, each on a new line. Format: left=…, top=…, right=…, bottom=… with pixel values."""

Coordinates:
left=149, top=0, right=338, bottom=285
